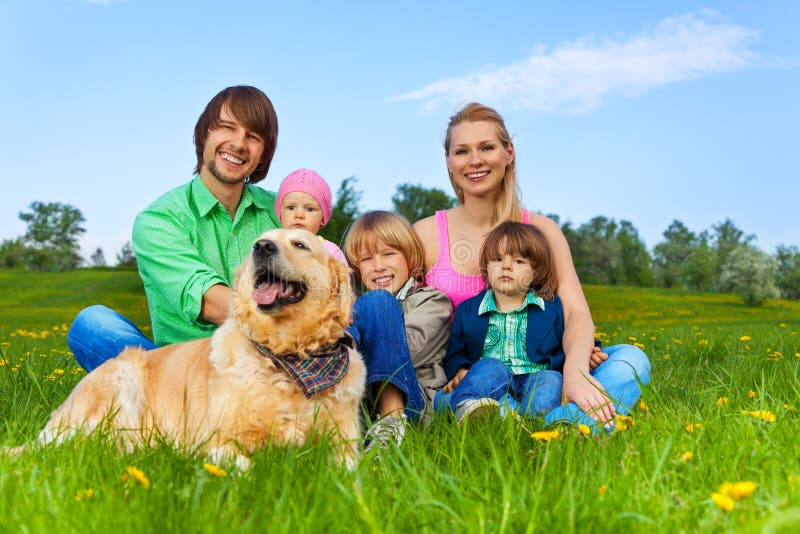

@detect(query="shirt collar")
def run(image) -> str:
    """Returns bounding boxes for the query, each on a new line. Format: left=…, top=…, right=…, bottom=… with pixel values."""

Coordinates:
left=190, top=174, right=269, bottom=217
left=395, top=277, right=415, bottom=301
left=478, top=289, right=545, bottom=315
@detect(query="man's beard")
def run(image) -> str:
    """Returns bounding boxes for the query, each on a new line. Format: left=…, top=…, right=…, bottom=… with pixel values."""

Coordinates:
left=207, top=160, right=249, bottom=185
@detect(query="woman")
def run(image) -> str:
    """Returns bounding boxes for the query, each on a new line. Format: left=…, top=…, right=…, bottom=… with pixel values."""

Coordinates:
left=413, top=103, right=650, bottom=431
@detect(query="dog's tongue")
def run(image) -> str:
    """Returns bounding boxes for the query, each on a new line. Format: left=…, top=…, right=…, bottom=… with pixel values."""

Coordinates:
left=253, top=282, right=280, bottom=305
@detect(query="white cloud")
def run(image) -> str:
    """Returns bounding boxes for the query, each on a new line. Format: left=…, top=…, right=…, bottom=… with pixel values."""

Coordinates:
left=388, top=11, right=761, bottom=113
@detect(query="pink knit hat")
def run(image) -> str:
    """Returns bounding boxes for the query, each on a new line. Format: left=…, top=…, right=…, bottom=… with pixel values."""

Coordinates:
left=275, top=168, right=333, bottom=226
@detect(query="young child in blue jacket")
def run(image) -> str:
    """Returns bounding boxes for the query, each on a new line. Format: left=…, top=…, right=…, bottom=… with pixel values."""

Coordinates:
left=435, top=221, right=651, bottom=432
left=435, top=221, right=566, bottom=421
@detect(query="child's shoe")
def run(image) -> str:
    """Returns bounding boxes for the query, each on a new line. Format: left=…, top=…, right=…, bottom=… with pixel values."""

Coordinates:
left=364, top=413, right=407, bottom=452
left=455, top=397, right=500, bottom=424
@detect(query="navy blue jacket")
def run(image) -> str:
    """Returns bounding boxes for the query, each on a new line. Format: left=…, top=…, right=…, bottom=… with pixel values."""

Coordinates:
left=443, top=289, right=566, bottom=379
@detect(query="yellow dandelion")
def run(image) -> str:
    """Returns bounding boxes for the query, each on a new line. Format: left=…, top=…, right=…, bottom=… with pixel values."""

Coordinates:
left=638, top=400, right=649, bottom=412
left=615, top=415, right=634, bottom=431
left=577, top=424, right=591, bottom=435
left=747, top=390, right=756, bottom=399
left=203, top=463, right=228, bottom=477
left=598, top=484, right=608, bottom=496
left=685, top=423, right=703, bottom=433
left=531, top=430, right=560, bottom=442
left=780, top=323, right=787, bottom=328
left=739, top=335, right=751, bottom=342
left=699, top=339, right=709, bottom=346
left=712, top=492, right=735, bottom=512
left=74, top=488, right=95, bottom=501
left=125, top=466, right=151, bottom=489
left=741, top=410, right=776, bottom=422
left=679, top=451, right=694, bottom=463
left=628, top=336, right=637, bottom=342
left=716, top=397, right=729, bottom=406
left=719, top=481, right=757, bottom=499
left=672, top=339, right=682, bottom=345
left=634, top=342, right=645, bottom=350
left=789, top=475, right=799, bottom=490
left=784, top=404, right=793, bottom=410
left=795, top=353, right=800, bottom=358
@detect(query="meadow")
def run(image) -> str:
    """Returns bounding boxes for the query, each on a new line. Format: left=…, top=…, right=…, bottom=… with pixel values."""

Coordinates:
left=1, top=270, right=799, bottom=533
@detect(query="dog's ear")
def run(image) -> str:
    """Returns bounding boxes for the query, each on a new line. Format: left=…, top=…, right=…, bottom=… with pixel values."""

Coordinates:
left=329, top=256, right=354, bottom=326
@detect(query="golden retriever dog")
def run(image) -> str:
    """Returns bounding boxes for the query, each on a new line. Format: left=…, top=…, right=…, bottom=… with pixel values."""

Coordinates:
left=8, top=228, right=366, bottom=469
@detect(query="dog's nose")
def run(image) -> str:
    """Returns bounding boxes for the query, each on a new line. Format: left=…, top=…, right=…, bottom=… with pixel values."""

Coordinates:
left=253, top=239, right=278, bottom=257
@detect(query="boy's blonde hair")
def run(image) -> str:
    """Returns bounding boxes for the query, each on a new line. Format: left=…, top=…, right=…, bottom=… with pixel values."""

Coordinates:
left=479, top=221, right=558, bottom=300
left=344, top=211, right=426, bottom=286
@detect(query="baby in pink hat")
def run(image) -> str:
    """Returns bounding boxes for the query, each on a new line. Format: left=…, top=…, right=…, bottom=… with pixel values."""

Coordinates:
left=275, top=168, right=347, bottom=263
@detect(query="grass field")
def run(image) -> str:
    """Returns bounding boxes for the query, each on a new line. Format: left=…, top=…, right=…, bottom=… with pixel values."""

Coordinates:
left=1, top=269, right=799, bottom=532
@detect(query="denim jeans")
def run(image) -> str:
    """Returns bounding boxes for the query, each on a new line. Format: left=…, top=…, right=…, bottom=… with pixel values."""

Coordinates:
left=435, top=344, right=651, bottom=426
left=543, top=344, right=651, bottom=433
left=347, top=290, right=425, bottom=421
left=434, top=358, right=563, bottom=416
left=67, top=305, right=157, bottom=372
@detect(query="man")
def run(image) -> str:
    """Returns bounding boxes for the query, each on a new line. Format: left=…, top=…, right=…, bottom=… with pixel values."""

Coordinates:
left=68, top=86, right=281, bottom=372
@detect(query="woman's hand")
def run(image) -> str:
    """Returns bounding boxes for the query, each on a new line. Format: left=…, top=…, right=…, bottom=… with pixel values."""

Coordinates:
left=442, top=368, right=468, bottom=393
left=563, top=369, right=615, bottom=425
left=589, top=346, right=608, bottom=370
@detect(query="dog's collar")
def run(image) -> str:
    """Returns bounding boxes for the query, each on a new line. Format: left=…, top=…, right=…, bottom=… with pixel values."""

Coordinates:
left=252, top=335, right=353, bottom=399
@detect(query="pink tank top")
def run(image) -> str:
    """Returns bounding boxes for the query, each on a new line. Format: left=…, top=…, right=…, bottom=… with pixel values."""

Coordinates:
left=424, top=210, right=530, bottom=309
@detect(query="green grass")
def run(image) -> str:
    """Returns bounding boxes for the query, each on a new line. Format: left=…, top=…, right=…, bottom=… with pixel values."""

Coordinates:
left=1, top=271, right=799, bottom=532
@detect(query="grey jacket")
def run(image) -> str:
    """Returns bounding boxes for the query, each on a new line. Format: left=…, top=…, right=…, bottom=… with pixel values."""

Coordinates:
left=399, top=285, right=452, bottom=416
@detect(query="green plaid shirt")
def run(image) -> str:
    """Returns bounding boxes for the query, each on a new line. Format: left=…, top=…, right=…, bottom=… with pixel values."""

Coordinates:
left=479, top=289, right=549, bottom=375
left=132, top=175, right=280, bottom=345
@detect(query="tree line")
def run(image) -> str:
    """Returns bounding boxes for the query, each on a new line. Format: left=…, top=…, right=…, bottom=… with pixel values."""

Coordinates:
left=3, top=182, right=798, bottom=306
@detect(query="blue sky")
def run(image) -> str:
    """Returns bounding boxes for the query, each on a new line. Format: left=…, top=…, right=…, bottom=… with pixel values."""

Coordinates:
left=1, top=1, right=798, bottom=262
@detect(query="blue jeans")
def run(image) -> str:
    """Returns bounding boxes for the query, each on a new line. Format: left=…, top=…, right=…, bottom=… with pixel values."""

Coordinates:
left=67, top=305, right=157, bottom=372
left=347, top=290, right=425, bottom=421
left=434, top=358, right=563, bottom=416
left=543, top=344, right=651, bottom=433
left=435, top=344, right=651, bottom=427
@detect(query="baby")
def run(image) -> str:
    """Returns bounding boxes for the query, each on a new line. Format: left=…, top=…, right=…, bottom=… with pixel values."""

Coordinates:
left=275, top=168, right=346, bottom=263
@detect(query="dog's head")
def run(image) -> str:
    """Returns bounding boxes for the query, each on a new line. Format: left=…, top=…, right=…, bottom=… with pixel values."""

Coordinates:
left=230, top=228, right=354, bottom=356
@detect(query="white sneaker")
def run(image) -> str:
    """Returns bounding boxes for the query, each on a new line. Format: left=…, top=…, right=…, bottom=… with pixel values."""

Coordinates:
left=364, top=414, right=407, bottom=452
left=455, top=398, right=500, bottom=424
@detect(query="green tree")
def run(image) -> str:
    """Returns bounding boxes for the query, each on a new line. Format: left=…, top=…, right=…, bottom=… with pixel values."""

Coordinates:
left=116, top=241, right=138, bottom=269
left=567, top=216, right=622, bottom=285
left=0, top=238, right=26, bottom=268
left=711, top=219, right=754, bottom=291
left=90, top=247, right=106, bottom=267
left=774, top=245, right=800, bottom=300
left=18, top=201, right=86, bottom=271
left=718, top=244, right=779, bottom=306
left=652, top=220, right=698, bottom=288
left=682, top=231, right=715, bottom=291
left=319, top=176, right=362, bottom=250
left=616, top=220, right=654, bottom=286
left=391, top=183, right=457, bottom=224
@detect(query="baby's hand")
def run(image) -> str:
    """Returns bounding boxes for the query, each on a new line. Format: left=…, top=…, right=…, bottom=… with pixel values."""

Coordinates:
left=442, top=368, right=469, bottom=393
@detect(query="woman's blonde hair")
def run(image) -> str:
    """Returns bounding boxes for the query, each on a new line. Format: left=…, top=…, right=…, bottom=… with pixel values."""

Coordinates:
left=444, top=102, right=524, bottom=224
left=479, top=221, right=557, bottom=300
left=343, top=211, right=426, bottom=287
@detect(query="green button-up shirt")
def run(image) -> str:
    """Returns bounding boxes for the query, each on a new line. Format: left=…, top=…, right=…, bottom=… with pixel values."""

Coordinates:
left=479, top=289, right=548, bottom=375
left=132, top=176, right=280, bottom=345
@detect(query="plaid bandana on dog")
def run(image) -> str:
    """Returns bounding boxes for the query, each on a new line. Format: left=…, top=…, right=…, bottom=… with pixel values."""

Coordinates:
left=253, top=335, right=352, bottom=399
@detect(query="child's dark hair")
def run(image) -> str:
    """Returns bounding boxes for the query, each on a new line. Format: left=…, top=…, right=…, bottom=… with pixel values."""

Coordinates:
left=479, top=221, right=557, bottom=300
